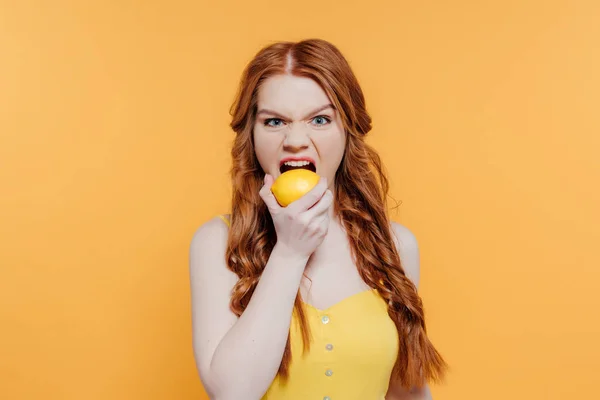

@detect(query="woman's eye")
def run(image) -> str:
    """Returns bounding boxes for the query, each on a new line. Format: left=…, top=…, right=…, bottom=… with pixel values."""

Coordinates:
left=311, top=116, right=331, bottom=126
left=265, top=118, right=284, bottom=127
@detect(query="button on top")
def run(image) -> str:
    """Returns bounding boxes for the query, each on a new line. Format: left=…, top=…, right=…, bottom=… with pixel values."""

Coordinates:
left=323, top=397, right=331, bottom=400
left=325, top=369, right=333, bottom=377
left=325, top=343, right=334, bottom=351
left=321, top=315, right=330, bottom=324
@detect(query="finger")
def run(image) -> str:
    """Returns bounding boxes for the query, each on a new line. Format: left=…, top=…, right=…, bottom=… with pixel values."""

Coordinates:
left=259, top=174, right=281, bottom=212
left=304, top=189, right=333, bottom=219
left=287, top=177, right=328, bottom=213
left=308, top=215, right=330, bottom=237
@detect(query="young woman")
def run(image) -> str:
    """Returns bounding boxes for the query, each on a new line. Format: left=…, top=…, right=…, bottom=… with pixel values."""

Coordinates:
left=190, top=38, right=446, bottom=400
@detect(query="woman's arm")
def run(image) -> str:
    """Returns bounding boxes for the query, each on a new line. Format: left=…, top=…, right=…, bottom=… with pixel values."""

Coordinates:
left=190, top=217, right=308, bottom=400
left=190, top=176, right=332, bottom=400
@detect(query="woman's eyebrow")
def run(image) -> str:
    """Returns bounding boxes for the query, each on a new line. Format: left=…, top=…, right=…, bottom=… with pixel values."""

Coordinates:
left=256, top=104, right=335, bottom=120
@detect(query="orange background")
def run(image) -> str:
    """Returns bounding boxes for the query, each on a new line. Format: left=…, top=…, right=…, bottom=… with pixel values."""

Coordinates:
left=1, top=1, right=599, bottom=399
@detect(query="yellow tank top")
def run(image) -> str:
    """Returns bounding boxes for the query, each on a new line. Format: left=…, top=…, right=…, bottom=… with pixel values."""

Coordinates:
left=217, top=215, right=399, bottom=400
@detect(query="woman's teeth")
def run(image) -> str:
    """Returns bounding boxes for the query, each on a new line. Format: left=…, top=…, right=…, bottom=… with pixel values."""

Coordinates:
left=283, top=160, right=311, bottom=167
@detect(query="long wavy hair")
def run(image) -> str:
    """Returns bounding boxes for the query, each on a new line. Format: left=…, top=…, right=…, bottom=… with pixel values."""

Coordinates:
left=226, top=38, right=446, bottom=388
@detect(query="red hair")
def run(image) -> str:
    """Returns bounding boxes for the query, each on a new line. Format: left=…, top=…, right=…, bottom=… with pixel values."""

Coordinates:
left=226, top=39, right=446, bottom=388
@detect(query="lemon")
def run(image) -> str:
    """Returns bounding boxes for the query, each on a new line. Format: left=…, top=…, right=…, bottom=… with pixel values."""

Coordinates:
left=271, top=169, right=320, bottom=207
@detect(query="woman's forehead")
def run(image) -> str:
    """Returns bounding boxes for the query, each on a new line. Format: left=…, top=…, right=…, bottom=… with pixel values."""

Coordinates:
left=257, top=75, right=332, bottom=116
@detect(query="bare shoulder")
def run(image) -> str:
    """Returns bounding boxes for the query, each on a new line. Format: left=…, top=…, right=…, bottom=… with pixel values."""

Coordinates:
left=390, top=222, right=421, bottom=288
left=189, top=215, right=237, bottom=284
left=191, top=215, right=230, bottom=245
left=390, top=222, right=419, bottom=250
left=191, top=217, right=225, bottom=260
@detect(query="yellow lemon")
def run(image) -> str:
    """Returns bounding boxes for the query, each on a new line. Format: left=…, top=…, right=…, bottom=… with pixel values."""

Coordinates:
left=271, top=169, right=320, bottom=207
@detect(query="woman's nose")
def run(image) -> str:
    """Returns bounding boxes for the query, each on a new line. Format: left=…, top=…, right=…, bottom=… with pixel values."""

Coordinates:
left=283, top=124, right=310, bottom=149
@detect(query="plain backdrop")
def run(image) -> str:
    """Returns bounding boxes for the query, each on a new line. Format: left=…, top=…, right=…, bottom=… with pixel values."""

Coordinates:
left=1, top=1, right=599, bottom=399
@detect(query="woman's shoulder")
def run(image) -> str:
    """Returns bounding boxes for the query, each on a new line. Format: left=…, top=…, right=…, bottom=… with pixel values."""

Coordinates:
left=189, top=215, right=236, bottom=285
left=389, top=222, right=418, bottom=247
left=389, top=221, right=421, bottom=288
left=190, top=215, right=230, bottom=258
left=215, top=214, right=231, bottom=227
left=193, top=214, right=230, bottom=235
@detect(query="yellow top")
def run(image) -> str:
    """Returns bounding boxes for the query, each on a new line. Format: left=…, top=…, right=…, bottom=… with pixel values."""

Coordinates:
left=217, top=215, right=399, bottom=400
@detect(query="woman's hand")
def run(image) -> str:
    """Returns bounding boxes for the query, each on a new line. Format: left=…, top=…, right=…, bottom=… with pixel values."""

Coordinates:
left=259, top=174, right=333, bottom=260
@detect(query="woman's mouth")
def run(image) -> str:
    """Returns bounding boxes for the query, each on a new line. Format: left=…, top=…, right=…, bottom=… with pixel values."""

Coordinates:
left=279, top=159, right=317, bottom=174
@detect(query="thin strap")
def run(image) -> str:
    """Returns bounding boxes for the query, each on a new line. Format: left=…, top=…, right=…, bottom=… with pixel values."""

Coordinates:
left=218, top=214, right=231, bottom=227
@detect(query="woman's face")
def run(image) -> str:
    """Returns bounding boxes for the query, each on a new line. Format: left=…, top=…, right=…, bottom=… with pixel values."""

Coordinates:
left=253, top=74, right=346, bottom=190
